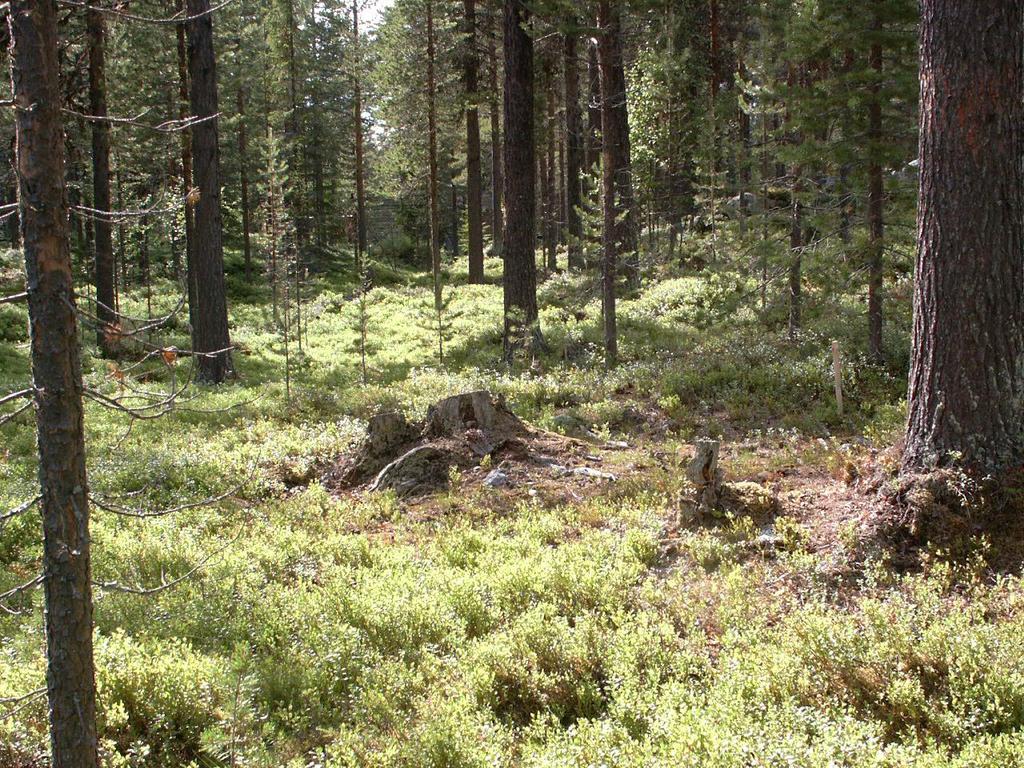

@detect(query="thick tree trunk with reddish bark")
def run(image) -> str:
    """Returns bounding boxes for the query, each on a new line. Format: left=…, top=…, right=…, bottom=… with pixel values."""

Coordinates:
left=502, top=0, right=541, bottom=360
left=12, top=1, right=99, bottom=765
left=464, top=0, right=485, bottom=283
left=186, top=0, right=233, bottom=382
left=563, top=27, right=584, bottom=270
left=904, top=0, right=1024, bottom=472
left=87, top=6, right=116, bottom=356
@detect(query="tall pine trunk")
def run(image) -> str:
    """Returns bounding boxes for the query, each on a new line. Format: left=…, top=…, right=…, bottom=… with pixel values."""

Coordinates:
left=186, top=0, right=233, bottom=382
left=486, top=1, right=503, bottom=258
left=904, top=0, right=1023, bottom=471
left=353, top=1, right=368, bottom=264
left=175, top=0, right=196, bottom=329
left=596, top=1, right=639, bottom=291
left=12, top=1, right=99, bottom=764
left=464, top=0, right=485, bottom=283
left=426, top=0, right=443, bottom=360
left=544, top=63, right=558, bottom=273
left=87, top=5, right=116, bottom=356
left=866, top=9, right=885, bottom=363
left=502, top=0, right=541, bottom=361
left=585, top=42, right=601, bottom=174
left=563, top=26, right=584, bottom=270
left=238, top=85, right=253, bottom=282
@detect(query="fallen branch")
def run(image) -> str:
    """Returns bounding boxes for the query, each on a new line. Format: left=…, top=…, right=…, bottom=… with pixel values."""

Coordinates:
left=94, top=526, right=244, bottom=596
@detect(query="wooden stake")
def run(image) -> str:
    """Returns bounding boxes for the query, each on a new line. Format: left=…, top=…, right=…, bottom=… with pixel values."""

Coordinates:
left=832, top=340, right=844, bottom=417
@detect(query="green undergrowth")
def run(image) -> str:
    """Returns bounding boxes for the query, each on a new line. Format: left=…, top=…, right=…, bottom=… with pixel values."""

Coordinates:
left=3, top=244, right=1020, bottom=767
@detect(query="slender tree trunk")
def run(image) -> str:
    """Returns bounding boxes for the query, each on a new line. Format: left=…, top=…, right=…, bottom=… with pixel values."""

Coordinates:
left=166, top=86, right=182, bottom=279
left=87, top=5, right=116, bottom=356
left=904, top=0, right=1023, bottom=472
left=486, top=0, right=503, bottom=258
left=563, top=26, right=584, bottom=270
left=237, top=85, right=253, bottom=282
left=585, top=41, right=601, bottom=173
left=759, top=102, right=770, bottom=309
left=737, top=55, right=751, bottom=238
left=596, top=1, right=639, bottom=290
left=186, top=0, right=233, bottom=382
left=788, top=166, right=802, bottom=340
left=544, top=64, right=558, bottom=273
left=866, top=13, right=885, bottom=363
left=463, top=0, right=485, bottom=283
left=450, top=172, right=460, bottom=258
left=352, top=0, right=368, bottom=262
left=426, top=0, right=442, bottom=327
left=175, top=0, right=196, bottom=328
left=502, top=0, right=540, bottom=361
left=597, top=0, right=619, bottom=367
left=12, top=1, right=99, bottom=764
left=115, top=158, right=126, bottom=299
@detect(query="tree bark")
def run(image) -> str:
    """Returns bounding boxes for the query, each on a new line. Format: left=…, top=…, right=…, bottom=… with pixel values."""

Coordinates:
left=11, top=1, right=99, bottom=765
left=87, top=5, right=116, bottom=356
left=237, top=85, right=253, bottom=282
left=596, top=0, right=639, bottom=290
left=426, top=0, right=442, bottom=329
left=904, top=0, right=1024, bottom=471
left=866, top=10, right=885, bottom=363
left=186, top=0, right=233, bottom=382
left=175, top=0, right=196, bottom=330
left=596, top=0, right=622, bottom=367
left=353, top=0, right=368, bottom=263
left=585, top=41, right=601, bottom=173
left=464, top=0, right=485, bottom=283
left=563, top=27, right=584, bottom=270
left=486, top=0, right=503, bottom=258
left=544, top=62, right=558, bottom=273
left=788, top=165, right=802, bottom=340
left=502, top=0, right=540, bottom=361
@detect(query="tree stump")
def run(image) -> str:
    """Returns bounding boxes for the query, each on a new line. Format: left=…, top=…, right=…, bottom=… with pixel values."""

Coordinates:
left=686, top=438, right=723, bottom=514
left=426, top=390, right=522, bottom=437
left=369, top=446, right=451, bottom=496
left=337, top=411, right=421, bottom=485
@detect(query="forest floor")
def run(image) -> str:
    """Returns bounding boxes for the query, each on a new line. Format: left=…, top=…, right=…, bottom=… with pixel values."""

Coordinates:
left=2, top=245, right=1024, bottom=768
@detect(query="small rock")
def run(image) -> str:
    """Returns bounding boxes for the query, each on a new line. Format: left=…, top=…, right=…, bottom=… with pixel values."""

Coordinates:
left=604, top=440, right=630, bottom=450
left=484, top=469, right=510, bottom=488
left=574, top=467, right=617, bottom=481
left=548, top=464, right=570, bottom=477
left=755, top=525, right=783, bottom=548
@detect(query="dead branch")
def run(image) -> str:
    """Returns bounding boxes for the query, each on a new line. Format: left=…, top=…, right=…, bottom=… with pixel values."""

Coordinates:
left=62, top=107, right=219, bottom=133
left=0, top=574, right=43, bottom=615
left=94, top=526, right=244, bottom=596
left=57, top=0, right=238, bottom=25
left=91, top=475, right=249, bottom=519
left=0, top=495, right=40, bottom=525
left=0, top=687, right=46, bottom=723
